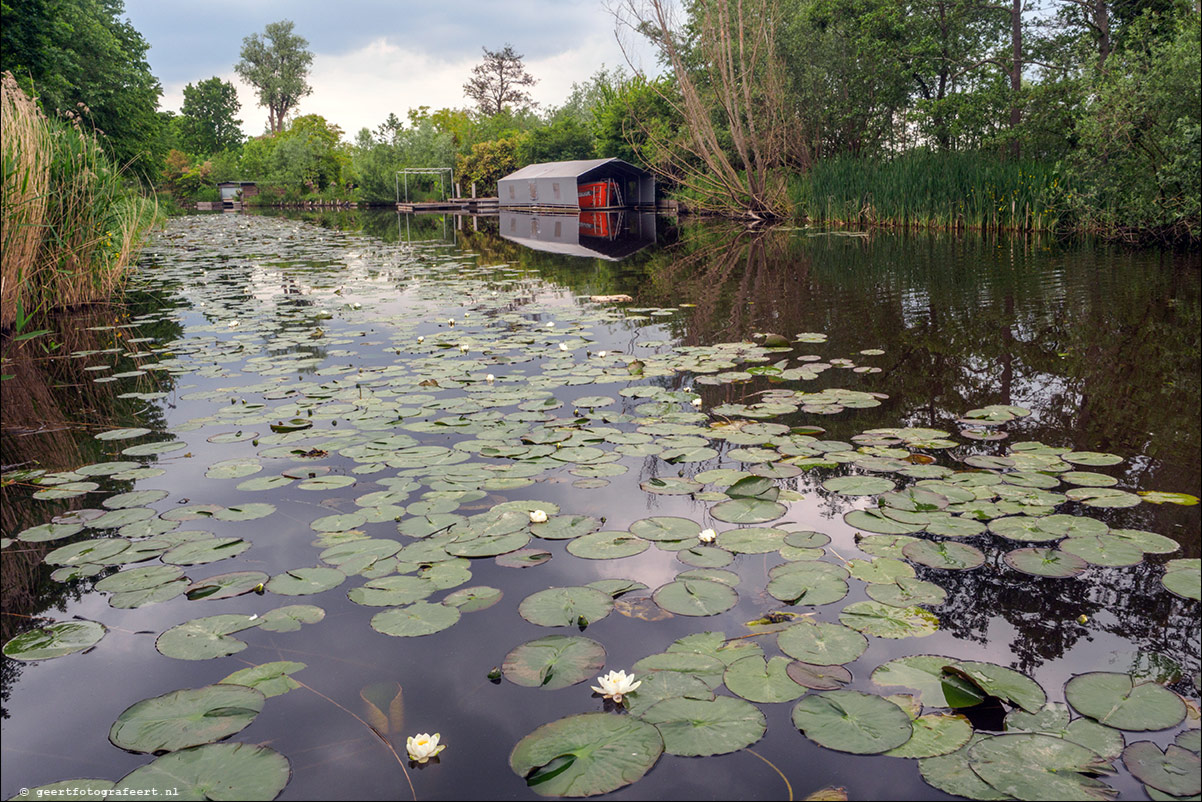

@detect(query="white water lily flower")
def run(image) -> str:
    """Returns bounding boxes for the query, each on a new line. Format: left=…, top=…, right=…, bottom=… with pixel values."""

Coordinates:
left=417, top=336, right=424, bottom=343
left=698, top=528, right=717, bottom=544
left=683, top=385, right=692, bottom=393
left=559, top=342, right=569, bottom=351
left=459, top=344, right=469, bottom=352
left=406, top=733, right=446, bottom=763
left=447, top=318, right=455, bottom=326
left=546, top=321, right=555, bottom=327
left=592, top=670, right=641, bottom=704
left=486, top=374, right=495, bottom=383
left=691, top=397, right=703, bottom=407
left=597, top=350, right=607, bottom=358
left=529, top=509, right=548, bottom=524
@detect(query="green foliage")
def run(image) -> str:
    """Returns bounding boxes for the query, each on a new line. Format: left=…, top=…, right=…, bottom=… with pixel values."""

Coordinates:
left=1059, top=14, right=1200, bottom=240
left=179, top=77, right=242, bottom=155
left=517, top=118, right=594, bottom=164
left=235, top=19, right=312, bottom=134
left=352, top=114, right=456, bottom=203
left=792, top=151, right=1061, bottom=230
left=457, top=136, right=522, bottom=196
left=0, top=0, right=163, bottom=173
left=592, top=75, right=679, bottom=171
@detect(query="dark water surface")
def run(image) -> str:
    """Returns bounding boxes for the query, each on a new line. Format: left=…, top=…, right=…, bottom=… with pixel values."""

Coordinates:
left=2, top=211, right=1198, bottom=801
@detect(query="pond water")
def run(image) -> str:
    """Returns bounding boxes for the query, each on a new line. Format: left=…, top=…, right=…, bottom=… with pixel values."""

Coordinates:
left=2, top=211, right=1199, bottom=802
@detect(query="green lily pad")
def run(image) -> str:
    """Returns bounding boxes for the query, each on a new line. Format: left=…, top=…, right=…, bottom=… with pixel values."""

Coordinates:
left=109, top=684, right=265, bottom=753
left=347, top=575, right=435, bottom=607
left=1004, top=547, right=1089, bottom=577
left=919, top=734, right=1013, bottom=800
left=653, top=578, right=738, bottom=617
left=509, top=713, right=663, bottom=797
left=156, top=614, right=260, bottom=660
left=502, top=635, right=607, bottom=690
left=724, top=655, right=808, bottom=703
left=444, top=585, right=503, bottom=612
left=445, top=530, right=531, bottom=558
left=266, top=566, right=345, bottom=596
left=677, top=545, right=735, bottom=568
left=709, top=496, right=788, bottom=523
left=567, top=531, right=649, bottom=560
left=903, top=540, right=985, bottom=571
left=1123, top=742, right=1201, bottom=797
left=1059, top=536, right=1144, bottom=567
left=777, top=621, right=867, bottom=665
left=1004, top=703, right=1125, bottom=759
left=633, top=651, right=727, bottom=690
left=1065, top=673, right=1186, bottom=731
left=884, top=713, right=973, bottom=759
left=44, top=537, right=130, bottom=566
left=629, top=517, right=702, bottom=541
left=792, top=690, right=913, bottom=754
left=767, top=561, right=850, bottom=606
left=844, top=508, right=927, bottom=534
left=640, top=477, right=703, bottom=495
left=786, top=661, right=852, bottom=690
left=219, top=661, right=306, bottom=698
left=967, top=733, right=1116, bottom=801
left=163, top=537, right=251, bottom=566
left=641, top=696, right=766, bottom=756
left=1064, top=487, right=1140, bottom=508
left=717, top=527, right=786, bottom=554
left=496, top=549, right=553, bottom=568
left=867, top=577, right=948, bottom=607
left=1109, top=529, right=1180, bottom=554
left=3, top=620, right=106, bottom=661
left=519, top=587, right=614, bottom=627
left=1138, top=491, right=1200, bottom=506
left=113, top=742, right=291, bottom=800
left=822, top=476, right=895, bottom=496
left=847, top=557, right=915, bottom=584
left=96, top=564, right=184, bottom=592
left=1163, top=561, right=1201, bottom=600
left=948, top=661, right=1046, bottom=713
left=186, top=571, right=268, bottom=601
left=530, top=515, right=601, bottom=540
left=256, top=604, right=323, bottom=633
left=856, top=534, right=920, bottom=559
left=1062, top=451, right=1123, bottom=466
left=840, top=602, right=939, bottom=639
left=369, top=601, right=460, bottom=637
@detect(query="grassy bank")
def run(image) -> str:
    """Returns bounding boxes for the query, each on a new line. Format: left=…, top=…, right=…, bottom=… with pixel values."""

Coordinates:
left=790, top=152, right=1061, bottom=232
left=1, top=72, right=160, bottom=331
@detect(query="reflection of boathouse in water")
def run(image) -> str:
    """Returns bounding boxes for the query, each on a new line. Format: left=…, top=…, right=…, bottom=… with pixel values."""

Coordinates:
left=497, top=158, right=655, bottom=211
left=500, top=210, right=657, bottom=260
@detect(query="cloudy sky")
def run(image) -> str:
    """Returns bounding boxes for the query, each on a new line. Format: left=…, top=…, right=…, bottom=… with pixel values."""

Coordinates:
left=124, top=0, right=659, bottom=140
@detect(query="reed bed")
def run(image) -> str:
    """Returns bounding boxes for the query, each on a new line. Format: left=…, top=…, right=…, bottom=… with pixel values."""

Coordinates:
left=1, top=72, right=159, bottom=331
left=791, top=151, right=1062, bottom=231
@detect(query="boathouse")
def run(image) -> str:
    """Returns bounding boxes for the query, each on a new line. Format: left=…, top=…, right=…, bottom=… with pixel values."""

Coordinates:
left=497, top=158, right=655, bottom=211
left=216, top=181, right=259, bottom=206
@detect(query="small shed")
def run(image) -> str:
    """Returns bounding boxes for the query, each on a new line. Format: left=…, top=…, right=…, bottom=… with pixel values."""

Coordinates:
left=216, top=182, right=259, bottom=204
left=497, top=158, right=654, bottom=210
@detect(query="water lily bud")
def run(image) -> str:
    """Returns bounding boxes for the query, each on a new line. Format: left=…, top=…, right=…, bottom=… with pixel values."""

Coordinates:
left=698, top=528, right=717, bottom=543
left=529, top=509, right=548, bottom=524
left=683, top=385, right=692, bottom=393
left=447, top=318, right=455, bottom=326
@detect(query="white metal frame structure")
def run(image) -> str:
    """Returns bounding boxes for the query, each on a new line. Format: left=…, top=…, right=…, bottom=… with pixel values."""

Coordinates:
left=395, top=168, right=454, bottom=204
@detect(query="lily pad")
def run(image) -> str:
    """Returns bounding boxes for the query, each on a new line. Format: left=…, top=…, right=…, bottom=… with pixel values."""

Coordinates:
left=186, top=571, right=268, bottom=601
left=1065, top=673, right=1186, bottom=731
left=109, top=684, right=265, bottom=753
left=777, top=621, right=868, bottom=665
left=1123, top=742, right=1202, bottom=797
left=840, top=601, right=939, bottom=639
left=822, top=476, right=895, bottom=496
left=3, top=620, right=106, bottom=661
left=653, top=578, right=738, bottom=617
left=867, top=577, right=949, bottom=607
left=1004, top=547, right=1089, bottom=577
left=509, top=713, right=663, bottom=797
left=792, top=690, right=913, bottom=754
left=1059, top=536, right=1144, bottom=567
left=567, top=531, right=649, bottom=560
left=503, top=635, right=607, bottom=690
left=369, top=601, right=461, bottom=637
left=724, top=655, right=808, bottom=703
left=156, top=614, right=260, bottom=660
left=884, top=713, right=973, bottom=759
left=903, top=540, right=985, bottom=571
left=443, top=585, right=503, bottom=612
left=786, top=661, right=852, bottom=690
left=629, top=516, right=701, bottom=542
left=519, top=587, right=614, bottom=627
left=113, top=742, right=291, bottom=800
left=919, top=734, right=1013, bottom=800
left=219, top=661, right=306, bottom=698
left=266, top=566, right=345, bottom=596
left=641, top=696, right=766, bottom=756
left=967, top=733, right=1117, bottom=801
left=767, top=561, right=850, bottom=606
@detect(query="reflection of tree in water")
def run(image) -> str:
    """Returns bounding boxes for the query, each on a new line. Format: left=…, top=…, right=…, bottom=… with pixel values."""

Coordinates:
left=1, top=300, right=184, bottom=715
left=915, top=552, right=1200, bottom=679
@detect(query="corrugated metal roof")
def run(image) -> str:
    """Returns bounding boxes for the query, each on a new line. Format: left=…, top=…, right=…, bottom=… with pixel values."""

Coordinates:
left=501, top=158, right=642, bottom=182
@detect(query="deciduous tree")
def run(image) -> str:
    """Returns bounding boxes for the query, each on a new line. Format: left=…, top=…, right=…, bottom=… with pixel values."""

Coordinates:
left=235, top=20, right=313, bottom=134
left=463, top=44, right=537, bottom=116
left=179, top=76, right=242, bottom=155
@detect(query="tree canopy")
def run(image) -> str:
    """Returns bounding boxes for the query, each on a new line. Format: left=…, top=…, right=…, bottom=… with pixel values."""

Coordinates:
left=235, top=19, right=313, bottom=134
left=179, top=77, right=242, bottom=155
left=463, top=44, right=538, bottom=116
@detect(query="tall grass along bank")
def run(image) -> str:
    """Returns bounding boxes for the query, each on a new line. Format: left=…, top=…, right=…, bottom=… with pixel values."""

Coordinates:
left=791, top=152, right=1060, bottom=232
left=1, top=72, right=160, bottom=331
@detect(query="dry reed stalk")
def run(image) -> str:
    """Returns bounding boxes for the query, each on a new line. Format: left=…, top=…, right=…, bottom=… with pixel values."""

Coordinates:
left=1, top=72, right=51, bottom=328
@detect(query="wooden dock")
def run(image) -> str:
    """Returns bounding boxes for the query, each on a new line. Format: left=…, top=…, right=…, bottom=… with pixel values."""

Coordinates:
left=396, top=197, right=499, bottom=213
